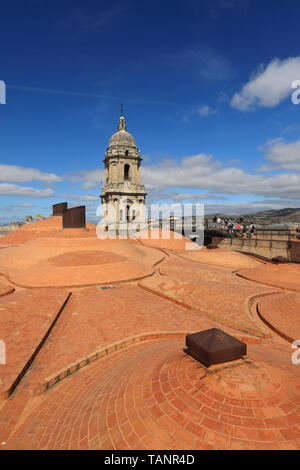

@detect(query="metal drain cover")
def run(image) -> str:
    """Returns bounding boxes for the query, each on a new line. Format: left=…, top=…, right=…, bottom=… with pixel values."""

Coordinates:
left=185, top=328, right=247, bottom=367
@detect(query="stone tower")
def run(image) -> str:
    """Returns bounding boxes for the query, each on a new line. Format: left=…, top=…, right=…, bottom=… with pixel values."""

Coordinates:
left=100, top=107, right=147, bottom=233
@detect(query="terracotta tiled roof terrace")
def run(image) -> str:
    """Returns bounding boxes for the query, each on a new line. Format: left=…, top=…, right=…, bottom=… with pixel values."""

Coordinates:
left=0, top=222, right=299, bottom=450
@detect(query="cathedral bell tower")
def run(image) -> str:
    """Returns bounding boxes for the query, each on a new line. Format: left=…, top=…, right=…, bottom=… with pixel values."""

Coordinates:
left=100, top=106, right=147, bottom=233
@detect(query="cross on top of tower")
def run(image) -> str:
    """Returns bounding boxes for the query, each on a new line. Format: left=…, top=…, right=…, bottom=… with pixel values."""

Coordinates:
left=118, top=103, right=127, bottom=131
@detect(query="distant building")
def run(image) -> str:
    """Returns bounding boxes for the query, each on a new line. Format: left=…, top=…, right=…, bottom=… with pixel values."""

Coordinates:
left=100, top=107, right=147, bottom=233
left=0, top=221, right=24, bottom=236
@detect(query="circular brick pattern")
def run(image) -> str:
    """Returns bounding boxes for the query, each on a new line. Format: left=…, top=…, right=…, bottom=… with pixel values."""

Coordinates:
left=8, top=339, right=300, bottom=450
left=48, top=250, right=126, bottom=266
left=257, top=293, right=300, bottom=343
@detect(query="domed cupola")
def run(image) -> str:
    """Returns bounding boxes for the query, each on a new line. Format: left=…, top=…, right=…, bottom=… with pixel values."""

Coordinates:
left=106, top=106, right=140, bottom=158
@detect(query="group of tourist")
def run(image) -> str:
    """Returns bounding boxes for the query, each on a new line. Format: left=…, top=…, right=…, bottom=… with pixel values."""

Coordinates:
left=211, top=216, right=256, bottom=238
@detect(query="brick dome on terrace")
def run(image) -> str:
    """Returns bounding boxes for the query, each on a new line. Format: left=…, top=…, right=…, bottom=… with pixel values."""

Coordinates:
left=0, top=216, right=96, bottom=247
left=0, top=229, right=163, bottom=288
left=10, top=337, right=300, bottom=450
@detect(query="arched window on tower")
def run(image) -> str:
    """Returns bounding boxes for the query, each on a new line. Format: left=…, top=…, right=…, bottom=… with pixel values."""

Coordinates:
left=124, top=164, right=130, bottom=181
left=125, top=150, right=129, bottom=156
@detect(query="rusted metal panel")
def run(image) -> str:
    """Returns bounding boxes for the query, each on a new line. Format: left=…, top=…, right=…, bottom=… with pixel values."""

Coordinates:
left=63, top=206, right=86, bottom=229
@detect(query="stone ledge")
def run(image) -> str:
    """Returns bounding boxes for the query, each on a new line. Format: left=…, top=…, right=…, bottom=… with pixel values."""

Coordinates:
left=36, top=331, right=188, bottom=396
left=36, top=328, right=263, bottom=397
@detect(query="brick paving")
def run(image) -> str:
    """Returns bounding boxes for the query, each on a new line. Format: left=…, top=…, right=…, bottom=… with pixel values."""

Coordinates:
left=257, top=293, right=300, bottom=343
left=139, top=275, right=273, bottom=337
left=160, top=254, right=268, bottom=287
left=0, top=283, right=14, bottom=298
left=0, top=234, right=163, bottom=288
left=0, top=224, right=299, bottom=451
left=179, top=247, right=261, bottom=269
left=3, top=338, right=300, bottom=450
left=134, top=228, right=198, bottom=251
left=27, top=284, right=262, bottom=394
left=0, top=217, right=96, bottom=247
left=238, top=263, right=300, bottom=291
left=0, top=289, right=70, bottom=399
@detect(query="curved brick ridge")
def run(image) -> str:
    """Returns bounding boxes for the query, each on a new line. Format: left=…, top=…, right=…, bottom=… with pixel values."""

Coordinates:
left=0, top=289, right=71, bottom=399
left=0, top=283, right=14, bottom=298
left=178, top=247, right=261, bottom=270
left=160, top=254, right=269, bottom=288
left=139, top=276, right=274, bottom=338
left=133, top=228, right=198, bottom=251
left=38, top=331, right=261, bottom=396
left=26, top=284, right=251, bottom=392
left=257, top=293, right=300, bottom=343
left=0, top=217, right=96, bottom=246
left=6, top=338, right=300, bottom=450
left=0, top=235, right=164, bottom=287
left=237, top=264, right=300, bottom=292
left=39, top=332, right=188, bottom=395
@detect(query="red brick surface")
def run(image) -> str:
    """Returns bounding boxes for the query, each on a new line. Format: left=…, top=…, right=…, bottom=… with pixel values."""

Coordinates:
left=0, top=220, right=299, bottom=451
left=238, top=264, right=300, bottom=291
left=0, top=289, right=70, bottom=399
left=29, top=284, right=261, bottom=393
left=0, top=283, right=14, bottom=298
left=179, top=247, right=261, bottom=269
left=139, top=275, right=272, bottom=337
left=0, top=235, right=163, bottom=287
left=0, top=216, right=95, bottom=246
left=3, top=338, right=300, bottom=450
left=257, top=293, right=300, bottom=343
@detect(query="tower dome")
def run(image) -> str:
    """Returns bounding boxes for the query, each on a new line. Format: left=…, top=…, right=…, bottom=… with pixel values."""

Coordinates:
left=108, top=129, right=137, bottom=148
left=108, top=108, right=137, bottom=149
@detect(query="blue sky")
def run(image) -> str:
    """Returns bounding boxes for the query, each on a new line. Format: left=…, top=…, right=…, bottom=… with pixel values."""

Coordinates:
left=1, top=0, right=300, bottom=223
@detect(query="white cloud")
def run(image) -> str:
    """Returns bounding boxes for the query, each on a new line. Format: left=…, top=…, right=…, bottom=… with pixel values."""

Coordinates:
left=0, top=164, right=62, bottom=183
left=0, top=184, right=54, bottom=198
left=17, top=203, right=35, bottom=208
left=197, top=105, right=217, bottom=117
left=76, top=151, right=300, bottom=202
left=64, top=193, right=99, bottom=202
left=141, top=153, right=300, bottom=200
left=226, top=158, right=242, bottom=165
left=203, top=199, right=300, bottom=215
left=169, top=192, right=228, bottom=202
left=231, top=56, right=300, bottom=110
left=259, top=137, right=300, bottom=171
left=68, top=168, right=105, bottom=190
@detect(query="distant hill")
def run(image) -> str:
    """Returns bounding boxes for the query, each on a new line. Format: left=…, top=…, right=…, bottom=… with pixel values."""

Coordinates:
left=206, top=208, right=300, bottom=227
